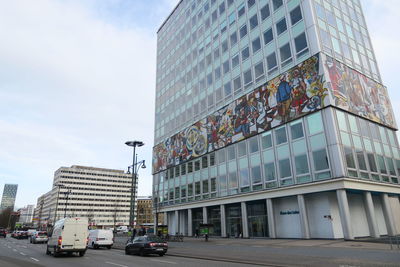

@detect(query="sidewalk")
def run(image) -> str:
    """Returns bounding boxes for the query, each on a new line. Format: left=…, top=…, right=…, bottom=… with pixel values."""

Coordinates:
left=113, top=236, right=400, bottom=266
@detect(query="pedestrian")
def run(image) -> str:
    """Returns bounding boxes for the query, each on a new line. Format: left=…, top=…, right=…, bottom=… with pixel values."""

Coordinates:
left=195, top=228, right=199, bottom=238
left=132, top=228, right=137, bottom=239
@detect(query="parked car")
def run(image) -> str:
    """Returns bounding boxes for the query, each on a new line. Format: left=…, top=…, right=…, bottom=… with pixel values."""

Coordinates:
left=0, top=228, right=6, bottom=238
left=116, top=226, right=128, bottom=233
left=14, top=231, right=28, bottom=239
left=125, top=235, right=168, bottom=256
left=31, top=231, right=48, bottom=244
left=46, top=217, right=89, bottom=257
left=27, top=229, right=37, bottom=237
left=88, top=229, right=113, bottom=249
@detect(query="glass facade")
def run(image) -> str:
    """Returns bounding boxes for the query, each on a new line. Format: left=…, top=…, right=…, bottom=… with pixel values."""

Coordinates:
left=152, top=0, right=399, bottom=239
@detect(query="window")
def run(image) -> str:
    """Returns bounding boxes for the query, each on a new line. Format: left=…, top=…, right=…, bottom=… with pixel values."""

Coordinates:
left=279, top=43, right=292, bottom=65
left=243, top=69, right=253, bottom=85
left=202, top=180, right=209, bottom=194
left=222, top=39, right=229, bottom=53
left=295, top=154, right=309, bottom=175
left=290, top=121, right=304, bottom=139
left=238, top=142, right=247, bottom=157
left=249, top=14, right=259, bottom=30
left=262, top=132, right=272, bottom=149
left=227, top=145, right=236, bottom=160
left=272, top=0, right=283, bottom=11
left=266, top=52, right=277, bottom=71
left=279, top=159, right=291, bottom=178
left=232, top=54, right=240, bottom=68
left=241, top=47, right=250, bottom=61
left=214, top=66, right=221, bottom=80
left=276, top=18, right=287, bottom=35
left=263, top=28, right=274, bottom=45
left=217, top=149, right=226, bottom=163
left=229, top=12, right=236, bottom=25
left=230, top=32, right=238, bottom=46
left=264, top=162, right=275, bottom=181
left=254, top=61, right=264, bottom=79
left=219, top=2, right=225, bottom=15
left=313, top=149, right=329, bottom=171
left=252, top=37, right=261, bottom=53
left=240, top=24, right=248, bottom=39
left=223, top=60, right=230, bottom=74
left=275, top=127, right=287, bottom=145
left=224, top=81, right=232, bottom=97
left=249, top=137, right=259, bottom=153
left=260, top=4, right=270, bottom=20
left=212, top=10, right=218, bottom=23
left=290, top=6, right=302, bottom=25
left=247, top=0, right=255, bottom=9
left=238, top=3, right=246, bottom=16
left=207, top=73, right=213, bottom=87
left=227, top=0, right=234, bottom=7
left=344, top=147, right=356, bottom=169
left=233, top=76, right=242, bottom=91
left=294, top=33, right=308, bottom=57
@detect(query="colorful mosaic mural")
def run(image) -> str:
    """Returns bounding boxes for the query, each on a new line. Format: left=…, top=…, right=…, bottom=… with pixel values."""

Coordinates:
left=323, top=55, right=395, bottom=128
left=153, top=54, right=329, bottom=173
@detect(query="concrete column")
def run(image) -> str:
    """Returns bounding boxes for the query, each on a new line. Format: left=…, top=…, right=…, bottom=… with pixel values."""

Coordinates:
left=163, top=212, right=167, bottom=225
left=153, top=214, right=158, bottom=234
left=187, top=208, right=193, bottom=237
left=220, top=204, right=226, bottom=237
left=266, top=198, right=276, bottom=238
left=363, top=192, right=380, bottom=238
left=381, top=193, right=396, bottom=236
left=241, top=202, right=249, bottom=238
left=336, top=189, right=354, bottom=240
left=202, top=206, right=208, bottom=224
left=297, top=194, right=310, bottom=239
left=174, top=210, right=179, bottom=234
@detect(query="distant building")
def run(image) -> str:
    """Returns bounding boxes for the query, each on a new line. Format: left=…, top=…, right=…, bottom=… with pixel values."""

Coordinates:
left=136, top=196, right=153, bottom=228
left=18, top=205, right=35, bottom=223
left=34, top=165, right=135, bottom=228
left=32, top=191, right=52, bottom=229
left=0, top=184, right=18, bottom=211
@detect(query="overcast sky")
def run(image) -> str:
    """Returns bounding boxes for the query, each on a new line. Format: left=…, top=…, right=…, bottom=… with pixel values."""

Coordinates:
left=0, top=0, right=399, bottom=209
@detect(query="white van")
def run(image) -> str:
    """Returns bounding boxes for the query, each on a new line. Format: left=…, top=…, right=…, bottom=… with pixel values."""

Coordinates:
left=88, top=229, right=113, bottom=249
left=46, top=217, right=89, bottom=257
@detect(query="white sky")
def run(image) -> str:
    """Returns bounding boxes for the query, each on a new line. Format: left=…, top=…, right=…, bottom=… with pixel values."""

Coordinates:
left=0, top=0, right=399, bottom=209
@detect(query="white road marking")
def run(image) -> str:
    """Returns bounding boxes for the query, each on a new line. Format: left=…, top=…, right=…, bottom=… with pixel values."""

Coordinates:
left=252, top=245, right=265, bottom=248
left=21, top=245, right=27, bottom=248
left=31, top=257, right=39, bottom=262
left=105, top=262, right=128, bottom=267
left=150, top=259, right=177, bottom=265
left=13, top=249, right=17, bottom=252
left=20, top=252, right=26, bottom=256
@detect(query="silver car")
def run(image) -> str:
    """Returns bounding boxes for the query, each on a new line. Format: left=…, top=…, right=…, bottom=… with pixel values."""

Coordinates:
left=30, top=231, right=48, bottom=244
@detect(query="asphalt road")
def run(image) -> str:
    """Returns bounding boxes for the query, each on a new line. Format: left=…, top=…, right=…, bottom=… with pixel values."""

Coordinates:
left=0, top=236, right=256, bottom=267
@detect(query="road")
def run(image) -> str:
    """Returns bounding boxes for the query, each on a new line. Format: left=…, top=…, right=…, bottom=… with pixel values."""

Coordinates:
left=0, top=236, right=257, bottom=267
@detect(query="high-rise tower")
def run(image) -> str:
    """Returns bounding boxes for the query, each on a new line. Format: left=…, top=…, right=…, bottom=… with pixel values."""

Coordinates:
left=0, top=184, right=18, bottom=211
left=152, top=0, right=400, bottom=239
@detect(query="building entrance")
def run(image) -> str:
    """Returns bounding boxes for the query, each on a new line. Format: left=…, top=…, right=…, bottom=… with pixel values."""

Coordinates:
left=226, top=204, right=242, bottom=238
left=247, top=200, right=268, bottom=237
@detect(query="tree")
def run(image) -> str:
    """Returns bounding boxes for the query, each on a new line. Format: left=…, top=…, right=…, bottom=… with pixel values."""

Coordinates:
left=0, top=208, right=12, bottom=228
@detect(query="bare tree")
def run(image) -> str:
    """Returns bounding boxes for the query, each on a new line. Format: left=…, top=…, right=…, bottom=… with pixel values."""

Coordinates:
left=0, top=208, right=12, bottom=228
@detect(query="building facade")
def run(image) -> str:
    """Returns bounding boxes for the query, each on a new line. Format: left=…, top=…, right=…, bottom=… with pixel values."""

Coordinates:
left=0, top=184, right=18, bottom=211
left=18, top=205, right=35, bottom=224
left=33, top=191, right=53, bottom=229
left=152, top=0, right=400, bottom=240
left=136, top=196, right=154, bottom=228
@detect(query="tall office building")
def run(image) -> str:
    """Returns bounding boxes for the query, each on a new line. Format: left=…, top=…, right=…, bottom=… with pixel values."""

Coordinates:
left=18, top=205, right=35, bottom=224
left=152, top=0, right=400, bottom=239
left=0, top=184, right=18, bottom=211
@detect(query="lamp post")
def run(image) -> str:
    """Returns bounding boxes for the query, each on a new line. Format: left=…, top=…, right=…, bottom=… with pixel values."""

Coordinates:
left=125, top=140, right=145, bottom=229
left=54, top=183, right=64, bottom=222
left=63, top=188, right=72, bottom=218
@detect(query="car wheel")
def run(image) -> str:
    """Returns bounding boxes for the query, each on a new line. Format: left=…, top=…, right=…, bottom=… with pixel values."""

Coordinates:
left=107, top=246, right=111, bottom=249
left=46, top=246, right=51, bottom=255
left=158, top=253, right=165, bottom=257
left=79, top=251, right=85, bottom=257
left=125, top=248, right=130, bottom=255
left=53, top=247, right=59, bottom=257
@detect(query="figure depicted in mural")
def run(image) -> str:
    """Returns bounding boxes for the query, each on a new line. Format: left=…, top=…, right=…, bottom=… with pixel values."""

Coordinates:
left=276, top=74, right=293, bottom=123
left=290, top=68, right=309, bottom=116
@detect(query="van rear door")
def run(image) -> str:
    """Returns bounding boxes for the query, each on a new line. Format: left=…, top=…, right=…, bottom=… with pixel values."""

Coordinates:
left=73, top=218, right=88, bottom=249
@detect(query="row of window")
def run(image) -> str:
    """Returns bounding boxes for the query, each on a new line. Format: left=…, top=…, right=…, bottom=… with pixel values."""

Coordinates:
left=60, top=170, right=129, bottom=178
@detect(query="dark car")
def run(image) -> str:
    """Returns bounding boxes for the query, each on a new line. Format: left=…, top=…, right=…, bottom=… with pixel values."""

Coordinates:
left=125, top=236, right=168, bottom=256
left=0, top=228, right=6, bottom=238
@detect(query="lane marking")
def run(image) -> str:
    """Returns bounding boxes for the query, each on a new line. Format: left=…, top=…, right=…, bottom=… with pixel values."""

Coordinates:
left=252, top=245, right=265, bottom=248
left=20, top=252, right=26, bottom=256
left=13, top=249, right=17, bottom=252
left=150, top=259, right=177, bottom=265
left=105, top=262, right=128, bottom=267
left=31, top=257, right=39, bottom=262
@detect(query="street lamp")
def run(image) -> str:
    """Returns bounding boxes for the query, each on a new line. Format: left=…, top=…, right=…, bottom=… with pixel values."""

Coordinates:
left=54, top=183, right=65, bottom=222
left=64, top=189, right=72, bottom=218
left=125, top=140, right=145, bottom=228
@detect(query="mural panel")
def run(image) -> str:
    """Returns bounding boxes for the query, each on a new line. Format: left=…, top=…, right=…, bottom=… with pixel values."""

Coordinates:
left=324, top=55, right=396, bottom=128
left=153, top=54, right=329, bottom=173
